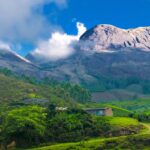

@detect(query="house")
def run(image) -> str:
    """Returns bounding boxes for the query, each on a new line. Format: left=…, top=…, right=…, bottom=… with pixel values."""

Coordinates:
left=84, top=107, right=113, bottom=116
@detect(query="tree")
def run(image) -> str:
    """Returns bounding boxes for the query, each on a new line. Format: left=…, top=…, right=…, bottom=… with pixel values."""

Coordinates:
left=47, top=104, right=56, bottom=119
left=1, top=106, right=46, bottom=148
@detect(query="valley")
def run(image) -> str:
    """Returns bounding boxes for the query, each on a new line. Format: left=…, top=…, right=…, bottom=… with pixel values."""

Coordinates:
left=1, top=22, right=150, bottom=150
left=1, top=70, right=150, bottom=149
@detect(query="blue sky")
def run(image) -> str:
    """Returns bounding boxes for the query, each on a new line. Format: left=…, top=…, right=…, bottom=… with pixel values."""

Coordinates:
left=0, top=0, right=150, bottom=56
left=49, top=0, right=150, bottom=34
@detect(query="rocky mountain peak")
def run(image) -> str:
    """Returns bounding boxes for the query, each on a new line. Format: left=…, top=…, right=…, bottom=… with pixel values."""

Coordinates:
left=80, top=24, right=150, bottom=52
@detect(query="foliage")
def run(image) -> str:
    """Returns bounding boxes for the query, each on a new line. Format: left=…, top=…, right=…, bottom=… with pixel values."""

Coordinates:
left=1, top=106, right=46, bottom=147
left=0, top=105, right=142, bottom=148
left=60, top=83, right=91, bottom=103
left=0, top=73, right=77, bottom=107
left=83, top=75, right=150, bottom=94
left=0, top=70, right=91, bottom=107
left=0, top=68, right=13, bottom=76
left=100, top=98, right=150, bottom=112
left=131, top=110, right=150, bottom=123
left=28, top=134, right=150, bottom=150
left=0, top=67, right=146, bottom=149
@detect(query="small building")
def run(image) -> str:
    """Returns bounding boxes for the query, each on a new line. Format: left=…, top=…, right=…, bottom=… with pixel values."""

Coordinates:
left=56, top=107, right=68, bottom=111
left=84, top=108, right=113, bottom=116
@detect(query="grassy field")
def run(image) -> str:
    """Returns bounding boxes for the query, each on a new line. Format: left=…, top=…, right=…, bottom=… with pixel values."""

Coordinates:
left=28, top=137, right=124, bottom=150
left=107, top=117, right=139, bottom=127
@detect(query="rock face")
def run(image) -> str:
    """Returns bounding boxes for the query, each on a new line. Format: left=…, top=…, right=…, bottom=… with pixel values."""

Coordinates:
left=80, top=24, right=150, bottom=52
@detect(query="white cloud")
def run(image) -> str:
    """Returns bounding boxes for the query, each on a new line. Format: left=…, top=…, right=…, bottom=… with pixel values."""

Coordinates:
left=31, top=22, right=87, bottom=61
left=0, top=41, right=11, bottom=51
left=0, top=0, right=67, bottom=43
left=77, top=22, right=87, bottom=38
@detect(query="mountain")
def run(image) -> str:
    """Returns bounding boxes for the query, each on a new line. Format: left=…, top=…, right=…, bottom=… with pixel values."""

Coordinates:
left=2, top=24, right=150, bottom=100
left=26, top=25, right=150, bottom=81
left=80, top=24, right=150, bottom=52
left=0, top=48, right=58, bottom=79
left=26, top=25, right=150, bottom=100
left=0, top=48, right=38, bottom=75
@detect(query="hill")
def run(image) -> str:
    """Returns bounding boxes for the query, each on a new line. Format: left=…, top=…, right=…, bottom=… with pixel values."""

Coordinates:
left=100, top=98, right=150, bottom=112
left=24, top=117, right=146, bottom=150
left=28, top=134, right=150, bottom=150
left=0, top=70, right=91, bottom=110
left=0, top=68, right=134, bottom=119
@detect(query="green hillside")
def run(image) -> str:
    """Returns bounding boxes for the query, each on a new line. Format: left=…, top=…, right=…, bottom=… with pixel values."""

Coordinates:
left=0, top=73, right=76, bottom=107
left=0, top=68, right=149, bottom=150
left=25, top=117, right=145, bottom=150
left=0, top=69, right=132, bottom=117
left=100, top=98, right=150, bottom=112
left=0, top=68, right=91, bottom=107
left=27, top=134, right=150, bottom=150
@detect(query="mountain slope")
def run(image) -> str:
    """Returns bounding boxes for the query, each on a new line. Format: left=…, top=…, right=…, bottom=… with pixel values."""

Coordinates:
left=0, top=48, right=39, bottom=76
left=26, top=25, right=150, bottom=100
left=0, top=48, right=60, bottom=79
left=0, top=73, right=79, bottom=107
left=2, top=24, right=150, bottom=100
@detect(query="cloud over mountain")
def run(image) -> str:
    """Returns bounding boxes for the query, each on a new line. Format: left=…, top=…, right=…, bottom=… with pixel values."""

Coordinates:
left=30, top=22, right=87, bottom=61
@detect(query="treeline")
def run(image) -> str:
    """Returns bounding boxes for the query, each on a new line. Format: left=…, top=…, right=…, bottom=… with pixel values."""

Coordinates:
left=82, top=75, right=150, bottom=94
left=2, top=67, right=150, bottom=95
left=20, top=76, right=91, bottom=103
left=0, top=68, right=13, bottom=77
left=130, top=111, right=150, bottom=122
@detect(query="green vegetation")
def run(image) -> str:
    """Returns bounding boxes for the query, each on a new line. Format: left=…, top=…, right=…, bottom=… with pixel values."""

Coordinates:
left=0, top=105, right=143, bottom=149
left=1, top=106, right=46, bottom=148
left=100, top=98, right=150, bottom=112
left=1, top=68, right=150, bottom=149
left=131, top=110, right=150, bottom=123
left=83, top=75, right=150, bottom=94
left=26, top=134, right=150, bottom=150
left=23, top=122, right=150, bottom=150
left=107, top=117, right=139, bottom=127
left=0, top=71, right=90, bottom=108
